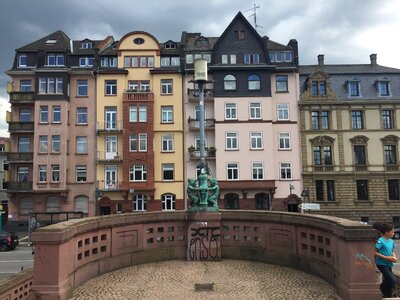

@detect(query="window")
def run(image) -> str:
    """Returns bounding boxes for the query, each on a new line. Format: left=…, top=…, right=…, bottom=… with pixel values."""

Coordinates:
left=225, top=193, right=239, bottom=209
left=75, top=196, right=89, bottom=213
left=19, top=108, right=31, bottom=122
left=252, top=162, right=264, bottom=180
left=316, top=180, right=324, bottom=201
left=235, top=30, right=245, bottom=40
left=378, top=81, right=390, bottom=96
left=161, top=106, right=173, bottom=123
left=129, top=134, right=138, bottom=151
left=81, top=42, right=92, bottom=49
left=76, top=137, right=87, bottom=154
left=248, top=75, right=260, bottom=90
left=133, top=194, right=147, bottom=211
left=39, top=136, right=48, bottom=153
left=101, top=57, right=117, bottom=67
left=224, top=75, right=236, bottom=90
left=139, top=81, right=150, bottom=91
left=311, top=81, right=326, bottom=96
left=279, top=133, right=291, bottom=150
left=351, top=111, right=363, bottom=129
left=162, top=163, right=174, bottom=181
left=105, top=80, right=117, bottom=95
left=77, top=107, right=87, bottom=124
left=20, top=80, right=32, bottom=92
left=79, top=57, right=94, bottom=67
left=382, top=110, right=394, bottom=129
left=139, top=105, right=147, bottom=122
left=222, top=55, right=228, bottom=64
left=276, top=75, right=288, bottom=92
left=76, top=166, right=87, bottom=182
left=354, top=145, right=366, bottom=165
left=348, top=81, right=361, bottom=97
left=18, top=54, right=27, bottom=67
left=244, top=54, right=259, bottom=64
left=195, top=133, right=207, bottom=150
left=18, top=137, right=30, bottom=152
left=162, top=194, right=175, bottom=211
left=39, top=165, right=47, bottom=182
left=129, top=165, right=147, bottom=181
left=161, top=79, right=173, bottom=94
left=53, top=106, right=61, bottom=123
left=356, top=180, right=369, bottom=200
left=327, top=180, right=335, bottom=201
left=249, top=102, right=261, bottom=119
left=105, top=107, right=117, bottom=129
left=225, top=103, right=237, bottom=120
left=160, top=57, right=180, bottom=67
left=227, top=163, right=239, bottom=180
left=186, top=54, right=193, bottom=64
left=139, top=134, right=147, bottom=151
left=313, top=146, right=332, bottom=165
left=17, top=167, right=29, bottom=182
left=277, top=103, right=289, bottom=120
left=52, top=135, right=60, bottom=153
left=51, top=165, right=60, bottom=182
left=39, top=77, right=63, bottom=94
left=19, top=197, right=34, bottom=215
left=40, top=106, right=48, bottom=123
left=129, top=106, right=137, bottom=122
left=162, top=134, right=174, bottom=152
left=226, top=132, right=238, bottom=150
left=250, top=132, right=262, bottom=149
left=47, top=53, right=64, bottom=66
left=384, top=145, right=397, bottom=165
left=77, top=80, right=88, bottom=96
left=255, top=193, right=270, bottom=209
left=311, top=111, right=329, bottom=130
left=46, top=197, right=60, bottom=213
left=284, top=52, right=292, bottom=62
left=280, top=163, right=292, bottom=180
left=388, top=179, right=400, bottom=200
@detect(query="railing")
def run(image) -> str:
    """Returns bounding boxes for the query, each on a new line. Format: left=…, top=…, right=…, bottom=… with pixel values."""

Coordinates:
left=96, top=121, right=123, bottom=132
left=7, top=152, right=33, bottom=162
left=187, top=88, right=214, bottom=101
left=386, top=164, right=399, bottom=171
left=8, top=122, right=34, bottom=132
left=0, top=269, right=33, bottom=300
left=97, top=151, right=123, bottom=161
left=97, top=180, right=123, bottom=191
left=188, top=118, right=215, bottom=130
left=189, top=148, right=216, bottom=159
left=9, top=91, right=35, bottom=103
left=7, top=181, right=33, bottom=191
left=354, top=165, right=368, bottom=171
left=123, top=90, right=152, bottom=101
left=313, top=165, right=334, bottom=172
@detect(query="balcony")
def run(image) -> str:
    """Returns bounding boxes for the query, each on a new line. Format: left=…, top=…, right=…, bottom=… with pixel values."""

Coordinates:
left=9, top=91, right=35, bottom=104
left=386, top=164, right=399, bottom=171
left=188, top=118, right=215, bottom=131
left=313, top=165, right=334, bottom=172
left=8, top=122, right=34, bottom=133
left=123, top=89, right=153, bottom=101
left=97, top=121, right=123, bottom=133
left=7, top=152, right=33, bottom=163
left=97, top=151, right=123, bottom=162
left=97, top=180, right=123, bottom=191
left=354, top=165, right=368, bottom=172
left=7, top=181, right=33, bottom=192
left=187, top=89, right=214, bottom=102
left=188, top=147, right=216, bottom=160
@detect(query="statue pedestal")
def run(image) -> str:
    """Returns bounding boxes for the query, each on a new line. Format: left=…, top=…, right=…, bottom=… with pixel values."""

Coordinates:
left=187, top=211, right=221, bottom=261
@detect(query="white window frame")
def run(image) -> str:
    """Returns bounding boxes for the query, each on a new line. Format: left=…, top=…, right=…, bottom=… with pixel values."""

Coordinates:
left=129, top=134, right=138, bottom=152
left=139, top=134, right=147, bottom=152
left=18, top=54, right=27, bottom=67
left=162, top=194, right=176, bottom=211
left=76, top=136, right=88, bottom=154
left=133, top=194, right=147, bottom=211
left=51, top=135, right=61, bottom=153
left=277, top=103, right=289, bottom=121
left=226, top=132, right=238, bottom=150
left=250, top=132, right=263, bottom=150
left=39, top=136, right=48, bottom=153
left=40, top=106, right=48, bottom=123
left=20, top=80, right=32, bottom=92
left=162, top=134, right=174, bottom=152
left=162, top=163, right=174, bottom=181
left=161, top=106, right=173, bottom=123
left=280, top=162, right=292, bottom=180
left=252, top=162, right=264, bottom=180
left=129, top=165, right=147, bottom=181
left=227, top=162, right=239, bottom=180
left=249, top=102, right=261, bottom=119
left=105, top=80, right=117, bottom=95
left=161, top=79, right=173, bottom=95
left=53, top=106, right=61, bottom=123
left=77, top=80, right=88, bottom=96
left=279, top=132, right=291, bottom=150
left=76, top=165, right=87, bottom=182
left=225, top=103, right=237, bottom=120
left=77, top=107, right=87, bottom=124
left=39, top=165, right=47, bottom=182
left=51, top=165, right=60, bottom=182
left=139, top=105, right=147, bottom=122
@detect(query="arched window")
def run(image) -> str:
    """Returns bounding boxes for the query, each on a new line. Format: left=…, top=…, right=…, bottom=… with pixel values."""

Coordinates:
left=75, top=196, right=89, bottom=213
left=248, top=74, right=260, bottom=90
left=224, top=193, right=239, bottom=209
left=46, top=196, right=60, bottom=212
left=255, top=193, right=270, bottom=209
left=162, top=193, right=175, bottom=211
left=224, top=75, right=236, bottom=90
left=19, top=197, right=34, bottom=215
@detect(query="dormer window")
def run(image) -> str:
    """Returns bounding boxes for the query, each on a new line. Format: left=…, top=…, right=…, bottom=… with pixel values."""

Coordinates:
left=376, top=78, right=391, bottom=97
left=47, top=53, right=64, bottom=66
left=347, top=78, right=361, bottom=97
left=165, top=42, right=176, bottom=49
left=81, top=42, right=92, bottom=49
left=311, top=81, right=326, bottom=96
left=79, top=57, right=94, bottom=67
left=18, top=54, right=27, bottom=67
left=244, top=54, right=259, bottom=64
left=195, top=37, right=208, bottom=46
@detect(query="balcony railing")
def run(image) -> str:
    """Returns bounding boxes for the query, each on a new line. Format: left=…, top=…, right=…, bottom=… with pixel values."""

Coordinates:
left=7, top=181, right=33, bottom=191
left=187, top=88, right=214, bottom=102
left=188, top=147, right=216, bottom=159
left=386, top=164, right=399, bottom=171
left=9, top=91, right=35, bottom=104
left=354, top=165, right=368, bottom=172
left=7, top=152, right=33, bottom=162
left=97, top=151, right=123, bottom=162
left=313, top=165, right=334, bottom=172
left=123, top=90, right=152, bottom=101
left=97, top=180, right=122, bottom=191
left=8, top=122, right=34, bottom=132
left=188, top=118, right=215, bottom=130
left=96, top=121, right=123, bottom=133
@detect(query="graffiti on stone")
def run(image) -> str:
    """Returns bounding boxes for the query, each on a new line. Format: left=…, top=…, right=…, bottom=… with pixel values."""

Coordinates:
left=188, top=226, right=220, bottom=260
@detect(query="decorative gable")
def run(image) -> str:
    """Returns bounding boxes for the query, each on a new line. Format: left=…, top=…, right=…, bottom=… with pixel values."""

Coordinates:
left=301, top=70, right=336, bottom=100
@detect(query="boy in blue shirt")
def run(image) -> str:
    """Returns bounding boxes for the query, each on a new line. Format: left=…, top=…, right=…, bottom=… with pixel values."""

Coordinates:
left=375, top=223, right=397, bottom=298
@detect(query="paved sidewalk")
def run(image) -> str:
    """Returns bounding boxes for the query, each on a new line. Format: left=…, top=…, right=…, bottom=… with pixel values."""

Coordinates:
left=72, top=260, right=340, bottom=300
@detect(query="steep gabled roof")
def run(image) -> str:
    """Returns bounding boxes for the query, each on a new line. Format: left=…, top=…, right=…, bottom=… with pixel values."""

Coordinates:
left=16, top=30, right=71, bottom=52
left=266, top=39, right=292, bottom=51
left=72, top=40, right=102, bottom=55
left=300, top=64, right=400, bottom=75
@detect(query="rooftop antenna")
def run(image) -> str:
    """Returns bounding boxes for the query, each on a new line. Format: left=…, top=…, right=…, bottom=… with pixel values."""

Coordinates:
left=246, top=3, right=263, bottom=32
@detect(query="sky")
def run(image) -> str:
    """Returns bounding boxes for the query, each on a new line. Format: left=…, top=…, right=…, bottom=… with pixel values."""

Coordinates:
left=1, top=0, right=400, bottom=137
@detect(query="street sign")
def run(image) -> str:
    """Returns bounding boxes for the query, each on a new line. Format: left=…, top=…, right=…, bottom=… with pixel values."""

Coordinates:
left=298, top=203, right=320, bottom=210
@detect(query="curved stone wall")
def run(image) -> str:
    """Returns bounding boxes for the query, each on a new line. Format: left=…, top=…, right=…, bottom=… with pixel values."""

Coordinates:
left=30, top=211, right=381, bottom=300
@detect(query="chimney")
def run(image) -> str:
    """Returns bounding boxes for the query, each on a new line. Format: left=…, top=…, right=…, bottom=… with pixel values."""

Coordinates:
left=370, top=54, right=377, bottom=66
left=318, top=54, right=324, bottom=67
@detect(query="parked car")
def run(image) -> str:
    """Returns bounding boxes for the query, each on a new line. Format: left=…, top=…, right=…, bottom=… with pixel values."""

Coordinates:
left=0, top=231, right=19, bottom=251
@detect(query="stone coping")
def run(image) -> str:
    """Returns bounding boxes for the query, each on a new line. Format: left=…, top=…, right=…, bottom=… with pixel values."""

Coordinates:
left=0, top=268, right=33, bottom=294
